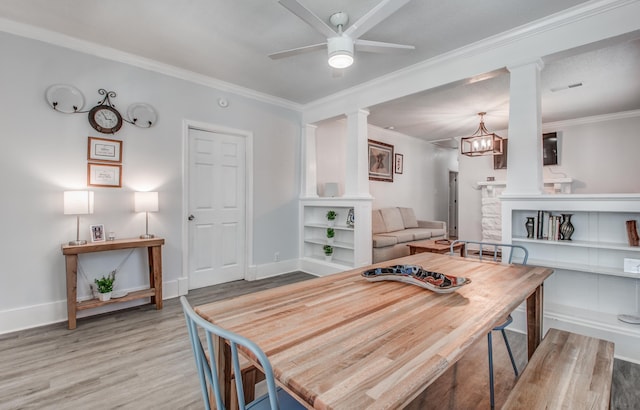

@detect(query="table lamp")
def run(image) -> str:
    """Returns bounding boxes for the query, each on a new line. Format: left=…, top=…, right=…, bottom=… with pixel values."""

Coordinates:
left=134, top=191, right=158, bottom=239
left=64, top=191, right=94, bottom=245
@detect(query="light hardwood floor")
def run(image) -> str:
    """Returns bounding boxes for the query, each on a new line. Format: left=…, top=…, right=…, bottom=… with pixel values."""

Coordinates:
left=0, top=272, right=637, bottom=409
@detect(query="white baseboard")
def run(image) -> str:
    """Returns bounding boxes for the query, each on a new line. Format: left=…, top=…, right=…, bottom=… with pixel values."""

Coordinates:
left=0, top=277, right=183, bottom=335
left=251, top=259, right=302, bottom=280
left=298, top=257, right=347, bottom=277
left=510, top=304, right=640, bottom=365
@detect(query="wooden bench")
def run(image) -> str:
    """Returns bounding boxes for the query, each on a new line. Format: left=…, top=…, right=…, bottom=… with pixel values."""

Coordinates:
left=502, top=328, right=614, bottom=409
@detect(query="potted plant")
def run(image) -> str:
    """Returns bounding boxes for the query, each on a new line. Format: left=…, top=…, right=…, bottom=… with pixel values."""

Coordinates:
left=326, top=210, right=337, bottom=227
left=326, top=227, right=335, bottom=244
left=95, top=273, right=115, bottom=301
left=323, top=245, right=334, bottom=262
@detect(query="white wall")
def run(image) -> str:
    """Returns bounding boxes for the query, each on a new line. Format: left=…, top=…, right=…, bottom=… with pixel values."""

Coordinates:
left=314, top=119, right=347, bottom=197
left=315, top=119, right=456, bottom=223
left=458, top=112, right=640, bottom=240
left=0, top=32, right=301, bottom=332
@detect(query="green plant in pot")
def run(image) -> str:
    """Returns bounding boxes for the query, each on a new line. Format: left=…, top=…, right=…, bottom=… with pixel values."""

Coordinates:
left=323, top=244, right=334, bottom=261
left=95, top=273, right=115, bottom=302
left=326, top=210, right=337, bottom=227
left=326, top=227, right=335, bottom=244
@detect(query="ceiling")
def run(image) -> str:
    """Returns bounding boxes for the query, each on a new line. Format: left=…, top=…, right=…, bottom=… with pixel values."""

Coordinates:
left=1, top=0, right=639, bottom=143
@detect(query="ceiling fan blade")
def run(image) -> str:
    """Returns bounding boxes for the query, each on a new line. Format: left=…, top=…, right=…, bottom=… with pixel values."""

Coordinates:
left=344, top=0, right=411, bottom=39
left=355, top=39, right=414, bottom=53
left=278, top=0, right=337, bottom=38
left=269, top=42, right=327, bottom=59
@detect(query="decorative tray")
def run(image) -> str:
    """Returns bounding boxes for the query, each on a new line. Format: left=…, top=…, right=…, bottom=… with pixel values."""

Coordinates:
left=361, top=264, right=470, bottom=294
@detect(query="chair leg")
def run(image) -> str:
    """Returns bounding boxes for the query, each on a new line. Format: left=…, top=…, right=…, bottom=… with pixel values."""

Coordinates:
left=501, top=329, right=519, bottom=377
left=488, top=332, right=495, bottom=410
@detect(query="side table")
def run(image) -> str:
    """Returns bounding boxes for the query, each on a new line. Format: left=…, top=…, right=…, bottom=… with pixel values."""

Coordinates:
left=61, top=237, right=164, bottom=329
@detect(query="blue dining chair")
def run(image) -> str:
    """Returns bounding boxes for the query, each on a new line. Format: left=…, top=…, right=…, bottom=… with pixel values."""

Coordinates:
left=180, top=296, right=305, bottom=410
left=449, top=240, right=528, bottom=409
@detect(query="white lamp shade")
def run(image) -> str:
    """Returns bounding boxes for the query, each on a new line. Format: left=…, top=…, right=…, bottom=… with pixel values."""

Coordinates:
left=134, top=191, right=159, bottom=212
left=64, top=191, right=94, bottom=215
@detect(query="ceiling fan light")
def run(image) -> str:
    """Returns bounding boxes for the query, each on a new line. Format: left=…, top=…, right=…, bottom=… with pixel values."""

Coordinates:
left=327, top=36, right=354, bottom=69
left=328, top=52, right=354, bottom=68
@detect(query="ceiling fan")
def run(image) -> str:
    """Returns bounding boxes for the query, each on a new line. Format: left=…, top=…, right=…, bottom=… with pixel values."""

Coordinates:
left=270, top=0, right=415, bottom=69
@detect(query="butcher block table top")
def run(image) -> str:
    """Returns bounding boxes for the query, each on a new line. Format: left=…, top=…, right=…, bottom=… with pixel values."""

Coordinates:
left=195, top=252, right=553, bottom=409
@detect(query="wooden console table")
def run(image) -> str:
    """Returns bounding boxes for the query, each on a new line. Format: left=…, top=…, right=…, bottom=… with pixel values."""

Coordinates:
left=61, top=237, right=164, bottom=329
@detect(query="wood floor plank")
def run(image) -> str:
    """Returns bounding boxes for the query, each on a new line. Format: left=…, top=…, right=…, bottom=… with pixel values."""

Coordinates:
left=0, top=271, right=637, bottom=409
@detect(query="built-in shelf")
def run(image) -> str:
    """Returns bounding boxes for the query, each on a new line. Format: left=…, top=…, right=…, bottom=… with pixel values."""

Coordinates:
left=527, top=258, right=640, bottom=279
left=502, top=194, right=640, bottom=363
left=513, top=236, right=640, bottom=252
left=303, top=238, right=354, bottom=250
left=299, top=198, right=372, bottom=271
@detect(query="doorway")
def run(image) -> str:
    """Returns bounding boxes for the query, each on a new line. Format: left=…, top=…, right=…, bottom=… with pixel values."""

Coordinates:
left=186, top=125, right=249, bottom=289
left=448, top=171, right=458, bottom=239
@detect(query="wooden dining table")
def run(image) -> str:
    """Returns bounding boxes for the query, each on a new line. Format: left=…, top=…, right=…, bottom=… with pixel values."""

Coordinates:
left=195, top=252, right=553, bottom=409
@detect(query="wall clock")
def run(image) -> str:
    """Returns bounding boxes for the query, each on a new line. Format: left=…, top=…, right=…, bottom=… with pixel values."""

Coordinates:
left=88, top=104, right=123, bottom=134
left=87, top=89, right=123, bottom=134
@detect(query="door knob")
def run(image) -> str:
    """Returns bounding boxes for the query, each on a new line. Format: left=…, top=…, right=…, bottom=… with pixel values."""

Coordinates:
left=188, top=214, right=195, bottom=221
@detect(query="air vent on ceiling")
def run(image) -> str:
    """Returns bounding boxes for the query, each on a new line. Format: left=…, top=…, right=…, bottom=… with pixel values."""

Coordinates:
left=550, top=82, right=583, bottom=92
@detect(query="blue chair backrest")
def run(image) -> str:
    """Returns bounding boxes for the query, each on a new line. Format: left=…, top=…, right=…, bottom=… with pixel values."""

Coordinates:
left=449, top=240, right=528, bottom=264
left=180, top=296, right=281, bottom=410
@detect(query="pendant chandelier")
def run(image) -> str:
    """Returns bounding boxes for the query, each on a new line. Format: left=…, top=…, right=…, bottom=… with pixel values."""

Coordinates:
left=460, top=112, right=504, bottom=157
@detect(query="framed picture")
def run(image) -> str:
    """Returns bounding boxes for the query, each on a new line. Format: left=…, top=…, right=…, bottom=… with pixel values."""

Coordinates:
left=89, top=224, right=105, bottom=242
left=493, top=139, right=508, bottom=170
left=543, top=132, right=558, bottom=166
left=368, top=139, right=394, bottom=182
left=88, top=136, right=122, bottom=163
left=88, top=163, right=122, bottom=187
left=394, top=153, right=404, bottom=174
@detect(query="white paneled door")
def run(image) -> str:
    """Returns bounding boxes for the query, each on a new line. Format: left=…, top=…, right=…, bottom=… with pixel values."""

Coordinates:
left=188, top=128, right=246, bottom=289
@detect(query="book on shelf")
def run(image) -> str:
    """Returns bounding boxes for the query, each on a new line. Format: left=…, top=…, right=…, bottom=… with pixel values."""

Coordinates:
left=530, top=211, right=562, bottom=241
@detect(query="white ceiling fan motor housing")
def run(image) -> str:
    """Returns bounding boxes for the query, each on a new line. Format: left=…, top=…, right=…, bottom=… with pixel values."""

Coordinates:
left=327, top=36, right=354, bottom=68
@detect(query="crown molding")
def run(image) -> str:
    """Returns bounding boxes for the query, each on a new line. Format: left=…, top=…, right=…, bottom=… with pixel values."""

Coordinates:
left=542, top=109, right=640, bottom=130
left=0, top=17, right=303, bottom=112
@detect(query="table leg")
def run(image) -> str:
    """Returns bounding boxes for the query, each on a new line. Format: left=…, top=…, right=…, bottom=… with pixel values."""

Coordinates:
left=148, top=245, right=163, bottom=309
left=216, top=335, right=233, bottom=408
left=65, top=255, right=78, bottom=330
left=526, top=283, right=544, bottom=359
left=459, top=244, right=465, bottom=257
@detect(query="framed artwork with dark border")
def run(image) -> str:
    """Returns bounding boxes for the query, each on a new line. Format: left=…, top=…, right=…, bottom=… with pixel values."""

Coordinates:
left=368, top=139, right=394, bottom=182
left=88, top=136, right=122, bottom=163
left=88, top=163, right=122, bottom=188
left=394, top=153, right=404, bottom=174
left=493, top=139, right=508, bottom=169
left=543, top=132, right=558, bottom=166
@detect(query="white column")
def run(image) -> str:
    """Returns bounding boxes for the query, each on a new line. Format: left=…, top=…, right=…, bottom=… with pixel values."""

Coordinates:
left=345, top=109, right=372, bottom=197
left=301, top=124, right=319, bottom=198
left=504, top=59, right=545, bottom=196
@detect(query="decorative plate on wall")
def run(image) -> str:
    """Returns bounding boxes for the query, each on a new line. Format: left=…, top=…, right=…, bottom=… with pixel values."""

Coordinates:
left=45, top=84, right=85, bottom=113
left=127, top=103, right=157, bottom=128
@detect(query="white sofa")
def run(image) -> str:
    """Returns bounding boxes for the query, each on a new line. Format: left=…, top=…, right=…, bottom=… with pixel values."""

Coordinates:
left=372, top=207, right=447, bottom=263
